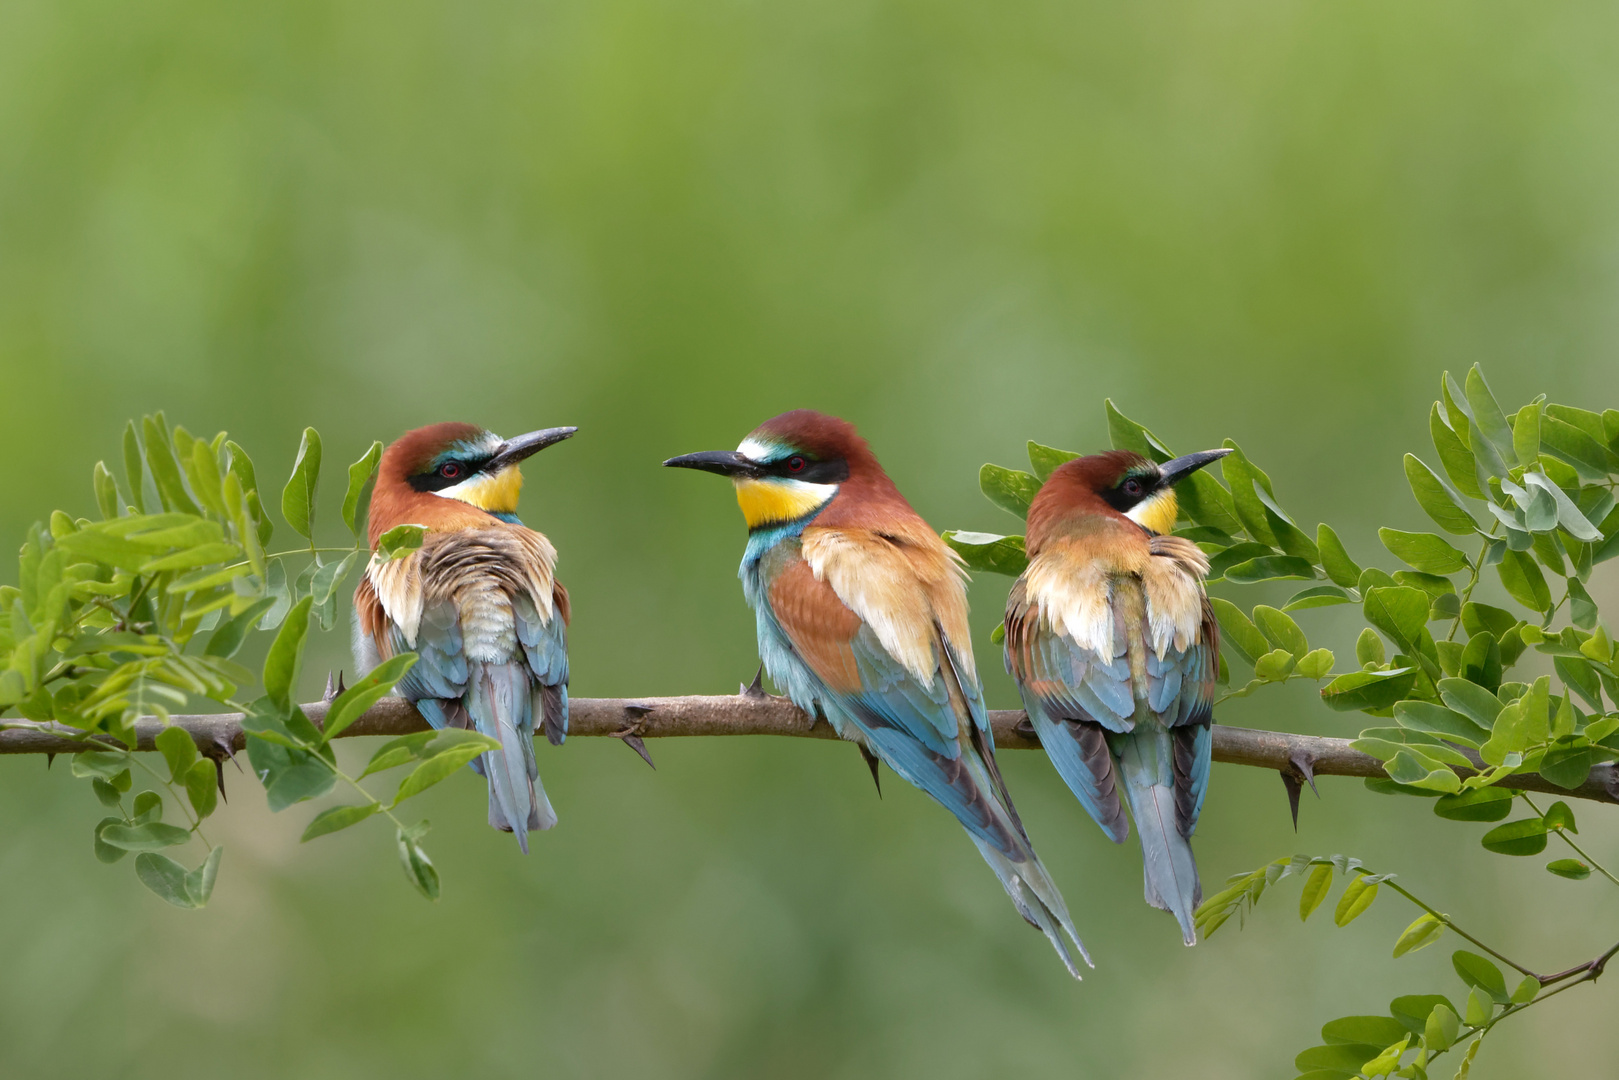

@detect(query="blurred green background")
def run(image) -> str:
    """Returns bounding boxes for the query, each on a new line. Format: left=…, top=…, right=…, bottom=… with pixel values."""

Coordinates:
left=3, top=0, right=1619, bottom=1076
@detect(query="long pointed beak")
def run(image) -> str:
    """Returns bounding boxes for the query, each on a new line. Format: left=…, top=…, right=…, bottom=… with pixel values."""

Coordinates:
left=487, top=426, right=577, bottom=472
left=662, top=450, right=762, bottom=478
left=1159, top=448, right=1231, bottom=486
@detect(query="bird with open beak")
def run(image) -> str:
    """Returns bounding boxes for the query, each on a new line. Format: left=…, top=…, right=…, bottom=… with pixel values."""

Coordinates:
left=1004, top=447, right=1230, bottom=944
left=354, top=422, right=576, bottom=852
left=666, top=410, right=1089, bottom=977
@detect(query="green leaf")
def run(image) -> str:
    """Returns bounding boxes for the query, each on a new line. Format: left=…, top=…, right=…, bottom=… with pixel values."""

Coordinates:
left=397, top=825, right=440, bottom=900
left=1379, top=529, right=1470, bottom=575
left=1218, top=444, right=1277, bottom=545
left=155, top=724, right=199, bottom=783
left=1464, top=988, right=1492, bottom=1028
left=1394, top=701, right=1489, bottom=747
left=1513, top=404, right=1542, bottom=468
left=1026, top=441, right=1079, bottom=481
left=1383, top=750, right=1461, bottom=793
left=1543, top=800, right=1576, bottom=832
left=143, top=417, right=201, bottom=515
left=100, top=822, right=193, bottom=852
left=1540, top=743, right=1593, bottom=789
left=1392, top=913, right=1444, bottom=958
left=360, top=730, right=442, bottom=777
left=1431, top=403, right=1484, bottom=500
left=262, top=596, right=314, bottom=711
left=1294, top=1044, right=1383, bottom=1074
left=377, top=524, right=427, bottom=561
left=1452, top=950, right=1509, bottom=1003
left=132, top=790, right=163, bottom=824
left=1295, top=648, right=1335, bottom=680
left=1480, top=817, right=1548, bottom=856
left=941, top=531, right=1029, bottom=577
left=393, top=742, right=489, bottom=805
left=1464, top=365, right=1514, bottom=462
left=1104, top=400, right=1172, bottom=461
left=185, top=846, right=223, bottom=906
left=1522, top=471, right=1601, bottom=540
left=1541, top=413, right=1619, bottom=480
left=92, top=461, right=122, bottom=520
left=1321, top=668, right=1417, bottom=712
left=1425, top=1004, right=1460, bottom=1053
left=1179, top=471, right=1242, bottom=535
left=1363, top=587, right=1430, bottom=652
left=1208, top=598, right=1269, bottom=665
left=978, top=464, right=1041, bottom=518
left=1567, top=578, right=1599, bottom=631
left=1391, top=994, right=1457, bottom=1036
left=1224, top=555, right=1316, bottom=583
left=280, top=427, right=322, bottom=540
left=1316, top=524, right=1363, bottom=588
left=1434, top=788, right=1514, bottom=822
left=1547, top=858, right=1591, bottom=880
left=1252, top=605, right=1308, bottom=657
left=1406, top=452, right=1482, bottom=534
left=1437, top=678, right=1503, bottom=730
left=1497, top=549, right=1552, bottom=612
left=1283, top=585, right=1353, bottom=612
left=1206, top=541, right=1275, bottom=581
left=134, top=852, right=198, bottom=908
left=1254, top=648, right=1296, bottom=682
left=1299, top=862, right=1333, bottom=921
left=301, top=802, right=382, bottom=842
left=343, top=441, right=383, bottom=536
left=185, top=440, right=226, bottom=517
left=94, top=817, right=129, bottom=863
left=204, top=597, right=276, bottom=659
left=322, top=653, right=418, bottom=741
left=1322, top=1016, right=1409, bottom=1049
left=1356, top=628, right=1386, bottom=668
left=185, top=759, right=218, bottom=819
left=123, top=422, right=147, bottom=513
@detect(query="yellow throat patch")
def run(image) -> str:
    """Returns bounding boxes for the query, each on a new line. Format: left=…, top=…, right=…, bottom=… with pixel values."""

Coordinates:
left=1129, top=488, right=1179, bottom=536
left=449, top=467, right=524, bottom=515
left=734, top=477, right=836, bottom=529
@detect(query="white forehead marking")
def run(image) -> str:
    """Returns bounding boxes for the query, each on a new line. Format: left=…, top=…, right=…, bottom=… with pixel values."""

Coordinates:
left=738, top=436, right=781, bottom=462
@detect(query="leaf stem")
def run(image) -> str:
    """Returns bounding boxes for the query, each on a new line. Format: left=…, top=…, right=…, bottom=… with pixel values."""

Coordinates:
left=1519, top=793, right=1619, bottom=889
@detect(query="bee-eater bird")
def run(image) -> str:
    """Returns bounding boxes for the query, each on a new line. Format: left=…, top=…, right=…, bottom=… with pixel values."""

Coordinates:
left=665, top=410, right=1088, bottom=977
left=354, top=422, right=575, bottom=853
left=1004, top=448, right=1230, bottom=945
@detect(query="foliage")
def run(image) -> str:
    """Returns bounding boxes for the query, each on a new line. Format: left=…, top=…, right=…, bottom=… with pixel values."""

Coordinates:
left=945, top=369, right=1619, bottom=1077
left=0, top=414, right=481, bottom=906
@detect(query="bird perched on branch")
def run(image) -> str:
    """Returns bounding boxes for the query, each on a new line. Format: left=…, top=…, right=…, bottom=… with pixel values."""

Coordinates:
left=1004, top=447, right=1229, bottom=944
left=665, top=410, right=1087, bottom=977
left=354, top=422, right=576, bottom=852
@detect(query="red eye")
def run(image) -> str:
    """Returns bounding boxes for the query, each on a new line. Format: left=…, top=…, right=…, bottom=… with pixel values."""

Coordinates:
left=1124, top=479, right=1142, bottom=496
left=787, top=456, right=806, bottom=473
left=440, top=462, right=462, bottom=480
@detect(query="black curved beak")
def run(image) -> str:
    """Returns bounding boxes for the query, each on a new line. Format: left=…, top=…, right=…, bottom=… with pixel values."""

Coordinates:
left=488, top=427, right=577, bottom=472
left=662, top=450, right=762, bottom=479
left=1159, top=448, right=1231, bottom=487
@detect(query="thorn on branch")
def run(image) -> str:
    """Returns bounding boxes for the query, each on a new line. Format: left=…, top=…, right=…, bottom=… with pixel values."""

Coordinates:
left=858, top=744, right=882, bottom=797
left=1280, top=749, right=1318, bottom=831
left=45, top=752, right=55, bottom=770
left=323, top=671, right=346, bottom=703
left=741, top=666, right=767, bottom=700
left=611, top=703, right=656, bottom=770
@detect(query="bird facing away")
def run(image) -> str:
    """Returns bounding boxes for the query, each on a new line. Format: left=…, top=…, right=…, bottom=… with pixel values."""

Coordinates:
left=354, top=422, right=575, bottom=853
left=1004, top=447, right=1229, bottom=944
left=665, top=410, right=1088, bottom=977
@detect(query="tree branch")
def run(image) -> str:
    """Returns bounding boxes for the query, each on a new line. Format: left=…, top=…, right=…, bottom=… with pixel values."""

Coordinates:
left=3, top=695, right=1617, bottom=806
